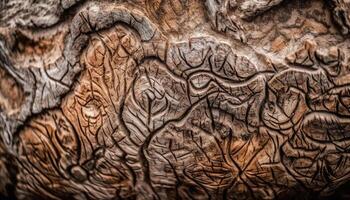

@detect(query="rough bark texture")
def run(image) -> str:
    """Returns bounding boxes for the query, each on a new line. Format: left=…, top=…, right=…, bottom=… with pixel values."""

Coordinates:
left=1, top=0, right=350, bottom=199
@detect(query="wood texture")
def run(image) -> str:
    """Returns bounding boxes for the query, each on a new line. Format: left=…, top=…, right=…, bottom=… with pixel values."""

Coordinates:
left=1, top=0, right=350, bottom=199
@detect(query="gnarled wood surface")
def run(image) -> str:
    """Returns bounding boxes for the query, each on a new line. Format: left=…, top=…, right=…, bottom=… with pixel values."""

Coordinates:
left=1, top=0, right=350, bottom=199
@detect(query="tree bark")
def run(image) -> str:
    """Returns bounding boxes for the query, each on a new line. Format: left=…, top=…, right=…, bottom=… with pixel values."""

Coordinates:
left=1, top=0, right=350, bottom=199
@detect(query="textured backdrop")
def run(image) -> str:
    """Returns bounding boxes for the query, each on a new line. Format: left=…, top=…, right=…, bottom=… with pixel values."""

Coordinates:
left=1, top=0, right=350, bottom=199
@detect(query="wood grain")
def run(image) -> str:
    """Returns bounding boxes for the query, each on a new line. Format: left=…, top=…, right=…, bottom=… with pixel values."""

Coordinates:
left=1, top=0, right=350, bottom=199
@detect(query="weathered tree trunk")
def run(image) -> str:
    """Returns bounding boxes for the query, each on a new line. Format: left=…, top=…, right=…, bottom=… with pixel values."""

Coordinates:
left=1, top=0, right=350, bottom=199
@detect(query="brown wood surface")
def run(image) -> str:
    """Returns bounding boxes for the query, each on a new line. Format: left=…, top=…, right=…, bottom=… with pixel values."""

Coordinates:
left=1, top=0, right=350, bottom=199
